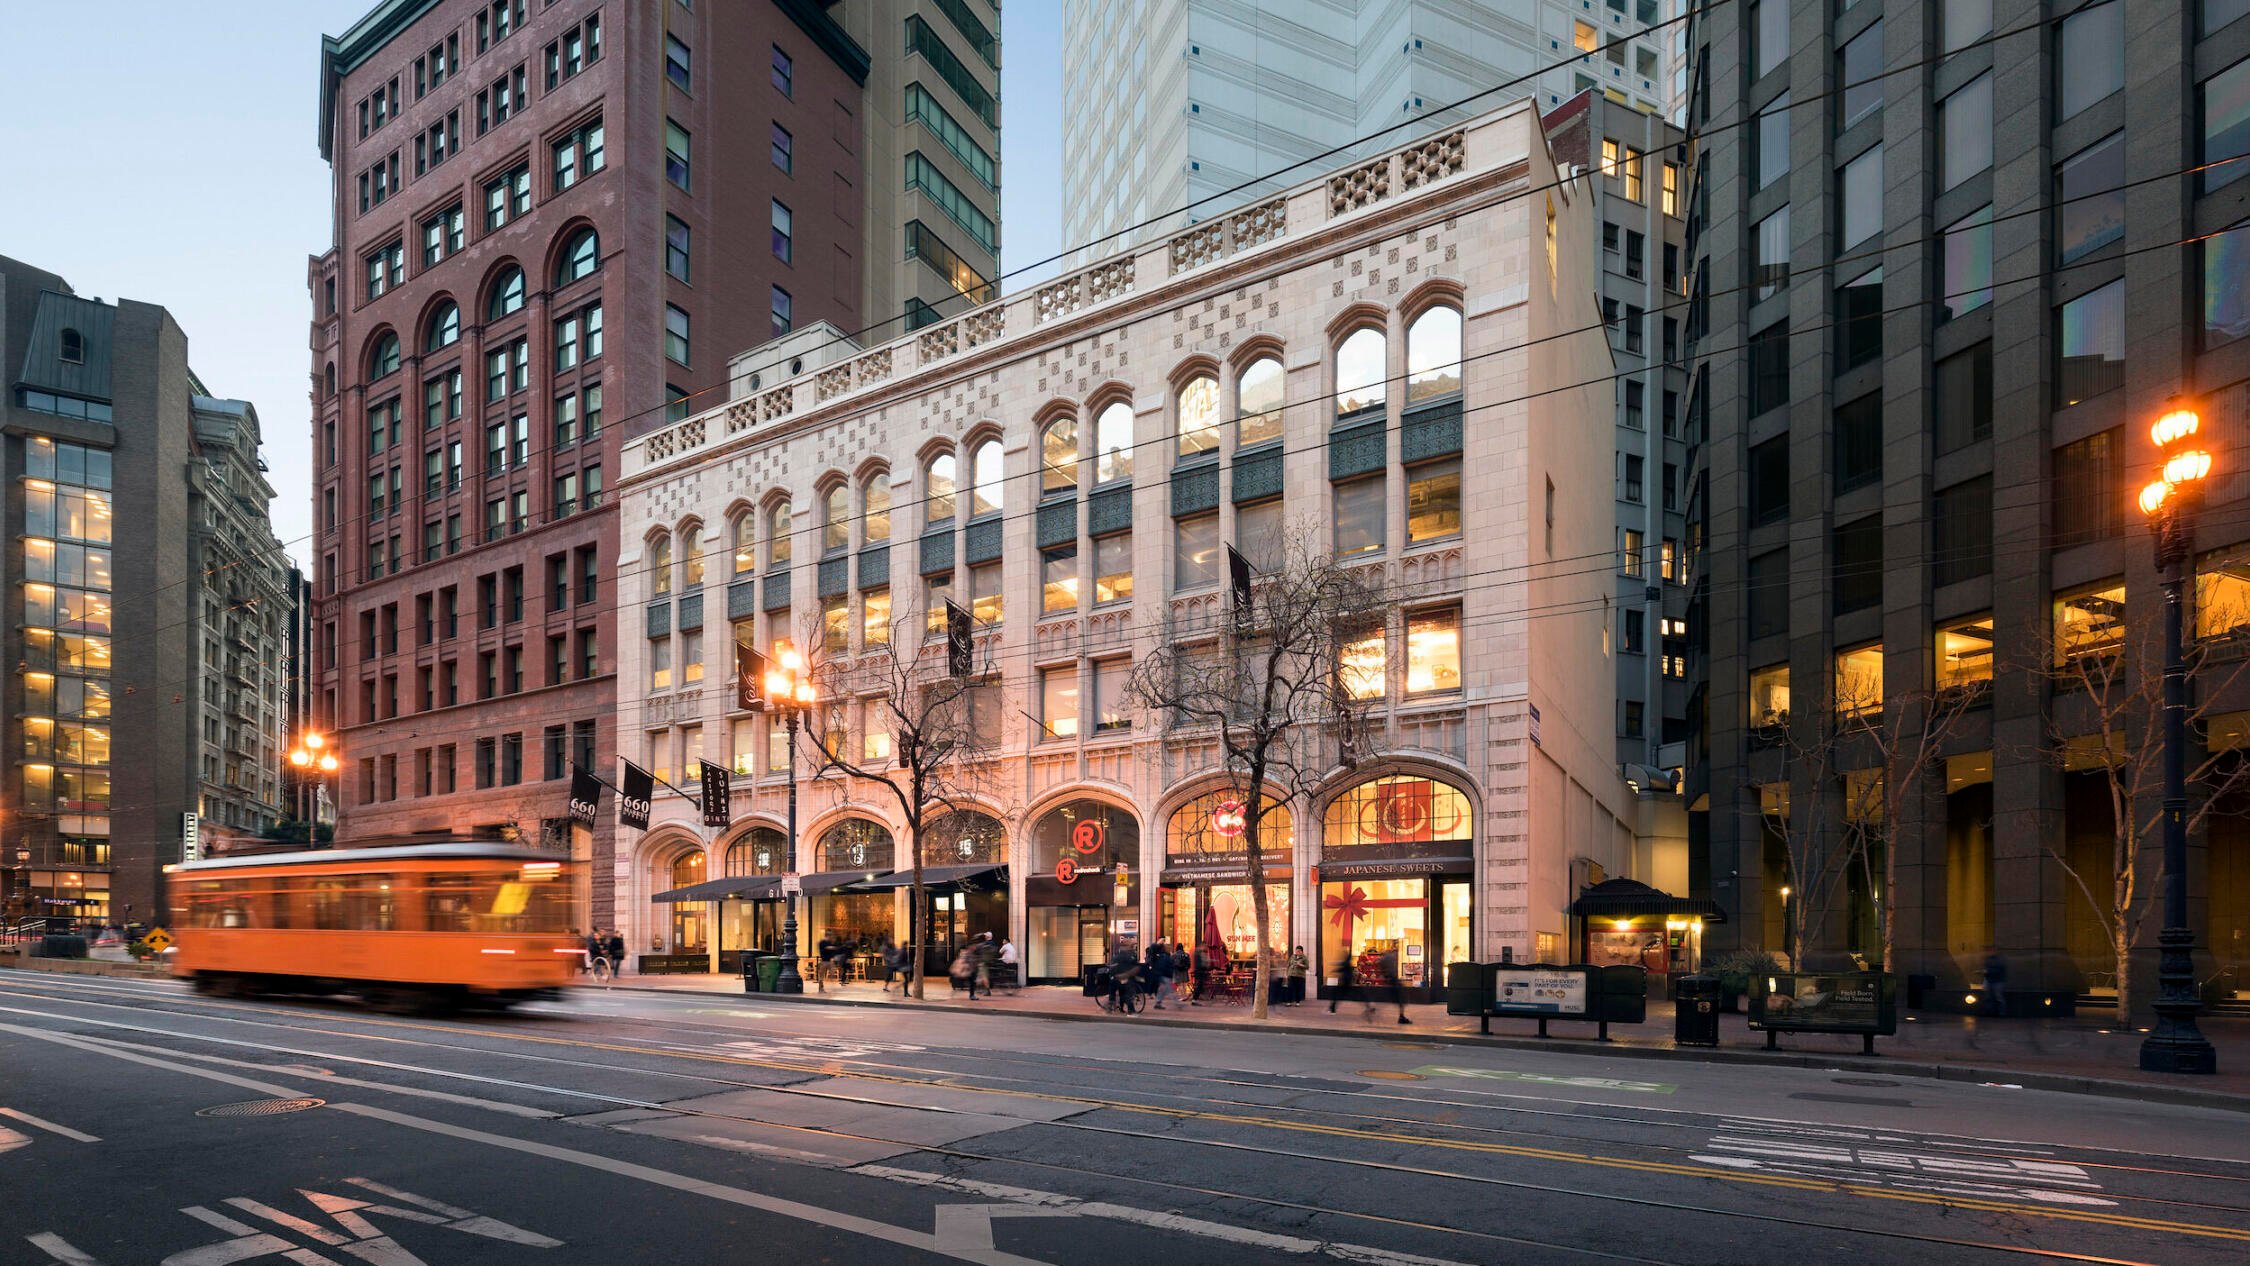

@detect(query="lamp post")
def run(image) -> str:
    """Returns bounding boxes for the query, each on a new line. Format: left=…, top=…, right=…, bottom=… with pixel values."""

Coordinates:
left=1779, top=884, right=1794, bottom=969
left=286, top=730, right=340, bottom=847
left=765, top=646, right=817, bottom=994
left=2136, top=397, right=2218, bottom=1074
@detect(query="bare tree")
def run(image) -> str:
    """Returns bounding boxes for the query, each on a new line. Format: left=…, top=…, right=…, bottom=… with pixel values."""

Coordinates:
left=2036, top=591, right=2250, bottom=1018
left=797, top=598, right=1001, bottom=1000
left=1127, top=523, right=1387, bottom=1020
left=1830, top=661, right=1982, bottom=969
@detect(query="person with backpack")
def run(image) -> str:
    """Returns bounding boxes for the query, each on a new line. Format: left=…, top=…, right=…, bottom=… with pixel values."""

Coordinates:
left=1145, top=939, right=1176, bottom=1009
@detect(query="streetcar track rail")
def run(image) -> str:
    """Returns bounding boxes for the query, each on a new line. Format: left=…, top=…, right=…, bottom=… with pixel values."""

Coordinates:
left=10, top=972, right=2250, bottom=1191
left=4, top=979, right=2249, bottom=1256
left=0, top=1008, right=2184, bottom=1266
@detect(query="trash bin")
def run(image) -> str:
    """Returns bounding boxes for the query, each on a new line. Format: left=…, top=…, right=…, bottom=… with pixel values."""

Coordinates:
left=1445, top=961, right=1487, bottom=1016
left=756, top=955, right=785, bottom=992
left=741, top=952, right=772, bottom=993
left=35, top=934, right=89, bottom=960
left=1674, top=974, right=1721, bottom=1046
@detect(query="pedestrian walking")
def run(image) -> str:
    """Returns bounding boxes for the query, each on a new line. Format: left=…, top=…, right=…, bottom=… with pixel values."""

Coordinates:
left=1983, top=949, right=2009, bottom=1017
left=974, top=931, right=995, bottom=995
left=954, top=944, right=983, bottom=999
left=603, top=930, right=626, bottom=977
left=1146, top=939, right=1176, bottom=1009
left=1190, top=944, right=1216, bottom=1005
left=1381, top=946, right=1410, bottom=1025
left=1286, top=945, right=1310, bottom=1006
left=875, top=934, right=897, bottom=992
left=1327, top=949, right=1355, bottom=1014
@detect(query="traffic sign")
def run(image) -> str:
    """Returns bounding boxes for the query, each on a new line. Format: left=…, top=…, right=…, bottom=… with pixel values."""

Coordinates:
left=781, top=872, right=802, bottom=896
left=141, top=927, right=173, bottom=953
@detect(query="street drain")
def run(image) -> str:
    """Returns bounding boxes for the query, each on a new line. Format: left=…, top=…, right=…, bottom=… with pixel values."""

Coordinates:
left=1832, top=1077, right=1901, bottom=1088
left=197, top=1098, right=326, bottom=1118
left=1358, top=1069, right=1423, bottom=1081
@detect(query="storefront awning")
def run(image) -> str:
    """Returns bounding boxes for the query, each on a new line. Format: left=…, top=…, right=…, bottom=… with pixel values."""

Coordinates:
left=799, top=870, right=882, bottom=895
left=850, top=864, right=1007, bottom=891
left=652, top=875, right=781, bottom=903
left=1570, top=877, right=1727, bottom=923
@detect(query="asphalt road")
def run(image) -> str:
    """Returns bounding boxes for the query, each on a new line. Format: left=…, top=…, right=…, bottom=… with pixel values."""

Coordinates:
left=1, top=972, right=2247, bottom=1265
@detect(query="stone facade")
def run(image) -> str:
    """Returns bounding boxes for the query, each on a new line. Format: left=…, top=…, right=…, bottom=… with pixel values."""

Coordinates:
left=611, top=102, right=1646, bottom=989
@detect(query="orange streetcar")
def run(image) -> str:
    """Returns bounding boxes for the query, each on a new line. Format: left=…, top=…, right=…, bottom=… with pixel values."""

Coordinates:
left=167, top=842, right=583, bottom=1011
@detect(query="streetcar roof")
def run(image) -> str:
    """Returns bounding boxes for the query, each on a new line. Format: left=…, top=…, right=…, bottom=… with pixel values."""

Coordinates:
left=168, top=842, right=568, bottom=873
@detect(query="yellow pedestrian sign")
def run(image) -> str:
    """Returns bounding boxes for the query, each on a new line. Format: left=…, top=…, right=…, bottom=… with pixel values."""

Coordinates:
left=141, top=927, right=173, bottom=953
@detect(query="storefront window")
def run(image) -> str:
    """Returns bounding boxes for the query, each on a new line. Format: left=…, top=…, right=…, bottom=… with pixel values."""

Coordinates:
left=667, top=850, right=705, bottom=952
left=1160, top=883, right=1290, bottom=961
left=1027, top=800, right=1141, bottom=980
left=1165, top=788, right=1292, bottom=870
left=1320, top=775, right=1472, bottom=851
left=724, top=827, right=786, bottom=876
left=817, top=819, right=893, bottom=871
left=1320, top=877, right=1427, bottom=986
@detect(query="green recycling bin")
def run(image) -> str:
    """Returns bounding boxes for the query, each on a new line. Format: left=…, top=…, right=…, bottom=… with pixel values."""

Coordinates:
left=756, top=954, right=784, bottom=993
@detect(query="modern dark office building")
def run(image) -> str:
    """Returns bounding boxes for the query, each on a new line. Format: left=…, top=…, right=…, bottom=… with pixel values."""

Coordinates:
left=1684, top=0, right=2250, bottom=1005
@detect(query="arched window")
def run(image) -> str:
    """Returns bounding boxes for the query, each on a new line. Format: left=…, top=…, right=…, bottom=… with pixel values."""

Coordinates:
left=1321, top=775, right=1474, bottom=848
left=1166, top=789, right=1293, bottom=862
left=1334, top=326, right=1386, bottom=417
left=922, top=810, right=1005, bottom=865
left=864, top=477, right=892, bottom=542
left=487, top=266, right=526, bottom=319
left=1094, top=401, right=1133, bottom=483
left=59, top=328, right=84, bottom=365
left=767, top=501, right=792, bottom=567
left=1405, top=306, right=1463, bottom=403
left=557, top=228, right=599, bottom=284
left=425, top=301, right=460, bottom=352
left=970, top=438, right=1003, bottom=517
left=817, top=819, right=894, bottom=871
left=1237, top=355, right=1284, bottom=447
left=823, top=484, right=850, bottom=554
left=1041, top=417, right=1078, bottom=493
left=725, top=827, right=788, bottom=876
left=370, top=332, right=401, bottom=379
left=324, top=363, right=337, bottom=398
left=682, top=524, right=705, bottom=586
left=926, top=453, right=958, bottom=522
left=1176, top=374, right=1221, bottom=459
left=729, top=509, right=754, bottom=575
left=650, top=533, right=673, bottom=595
left=1029, top=800, right=1139, bottom=872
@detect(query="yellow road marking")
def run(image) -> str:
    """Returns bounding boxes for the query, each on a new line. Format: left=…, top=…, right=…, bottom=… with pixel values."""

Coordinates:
left=9, top=980, right=2250, bottom=1244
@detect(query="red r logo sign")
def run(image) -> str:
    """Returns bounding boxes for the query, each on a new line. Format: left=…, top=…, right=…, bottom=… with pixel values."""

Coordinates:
left=1056, top=858, right=1079, bottom=884
left=1070, top=819, right=1104, bottom=855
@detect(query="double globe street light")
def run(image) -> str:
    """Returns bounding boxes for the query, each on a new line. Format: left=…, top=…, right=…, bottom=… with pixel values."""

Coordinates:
left=286, top=730, right=340, bottom=846
left=2135, top=397, right=2218, bottom=1075
left=763, top=647, right=817, bottom=994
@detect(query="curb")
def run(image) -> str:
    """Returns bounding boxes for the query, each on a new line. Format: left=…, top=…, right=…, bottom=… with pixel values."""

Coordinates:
left=608, top=981, right=2250, bottom=1115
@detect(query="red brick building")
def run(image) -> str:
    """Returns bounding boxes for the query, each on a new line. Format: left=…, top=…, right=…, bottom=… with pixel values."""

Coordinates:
left=308, top=0, right=868, bottom=917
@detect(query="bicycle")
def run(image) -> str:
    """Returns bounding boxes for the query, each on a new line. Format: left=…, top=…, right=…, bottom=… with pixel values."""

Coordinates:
left=1099, top=970, right=1145, bottom=1015
left=588, top=955, right=615, bottom=986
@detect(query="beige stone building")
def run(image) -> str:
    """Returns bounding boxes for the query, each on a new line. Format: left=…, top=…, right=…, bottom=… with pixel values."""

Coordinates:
left=611, top=100, right=1649, bottom=998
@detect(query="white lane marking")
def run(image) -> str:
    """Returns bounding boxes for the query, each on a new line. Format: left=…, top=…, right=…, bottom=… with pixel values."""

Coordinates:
left=0, top=1019, right=1050, bottom=1266
left=160, top=1045, right=557, bottom=1119
left=720, top=1035, right=927, bottom=1059
left=0, top=1125, right=29, bottom=1155
left=860, top=1165, right=1475, bottom=1266
left=933, top=1204, right=1076, bottom=1252
left=25, top=1232, right=105, bottom=1265
left=0, top=1107, right=100, bottom=1142
left=1692, top=1125, right=2116, bottom=1207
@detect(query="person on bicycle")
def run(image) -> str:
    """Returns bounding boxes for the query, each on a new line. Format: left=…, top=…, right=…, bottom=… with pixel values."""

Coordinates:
left=579, top=928, right=600, bottom=975
left=1106, top=941, right=1143, bottom=1013
left=603, top=929, right=625, bottom=977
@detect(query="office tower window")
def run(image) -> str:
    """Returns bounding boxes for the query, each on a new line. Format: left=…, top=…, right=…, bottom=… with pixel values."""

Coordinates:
left=666, top=216, right=690, bottom=281
left=1833, top=393, right=1881, bottom=494
left=771, top=122, right=792, bottom=171
left=2055, top=582, right=2128, bottom=664
left=1939, top=73, right=1993, bottom=189
left=1753, top=205, right=1790, bottom=301
left=665, top=120, right=690, bottom=190
left=1750, top=0, right=1788, bottom=78
left=2058, top=1, right=2124, bottom=122
left=1335, top=327, right=1386, bottom=416
left=1043, top=546, right=1079, bottom=612
left=666, top=34, right=691, bottom=91
left=1839, top=144, right=1882, bottom=249
left=1940, top=206, right=1993, bottom=320
left=665, top=305, right=690, bottom=365
left=1935, top=614, right=1995, bottom=690
left=1747, top=321, right=1789, bottom=415
left=1836, top=267, right=1883, bottom=369
left=2057, top=280, right=2126, bottom=407
left=1832, top=516, right=1883, bottom=615
left=1407, top=460, right=1461, bottom=544
left=772, top=45, right=793, bottom=96
left=1621, top=528, right=1646, bottom=578
left=1933, top=342, right=1994, bottom=454
left=1749, top=550, right=1789, bottom=639
left=1837, top=20, right=1881, bottom=132
left=771, top=286, right=792, bottom=337
left=2057, top=133, right=2125, bottom=264
left=1173, top=514, right=1219, bottom=591
left=771, top=200, right=792, bottom=263
left=1333, top=477, right=1385, bottom=556
left=1749, top=436, right=1789, bottom=525
left=1094, top=533, right=1133, bottom=605
left=2052, top=428, right=2124, bottom=548
left=1754, top=91, right=1791, bottom=190
left=1406, top=608, right=1461, bottom=694
left=2203, top=56, right=2250, bottom=193
left=2204, top=221, right=2250, bottom=349
left=1942, top=0, right=1992, bottom=53
left=1932, top=476, right=1994, bottom=586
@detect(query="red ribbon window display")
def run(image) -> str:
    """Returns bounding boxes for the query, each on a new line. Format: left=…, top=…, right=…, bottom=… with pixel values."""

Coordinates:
left=1322, top=884, right=1422, bottom=928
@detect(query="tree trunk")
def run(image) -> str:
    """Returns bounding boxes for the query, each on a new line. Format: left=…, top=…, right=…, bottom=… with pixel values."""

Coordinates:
left=909, top=815, right=926, bottom=1001
left=2113, top=925, right=2133, bottom=1021
left=1245, top=788, right=1272, bottom=1021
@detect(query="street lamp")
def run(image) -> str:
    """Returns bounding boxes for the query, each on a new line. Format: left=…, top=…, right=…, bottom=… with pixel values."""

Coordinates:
left=1779, top=885, right=1794, bottom=970
left=286, top=731, right=341, bottom=846
left=764, top=646, right=817, bottom=994
left=2137, top=396, right=2218, bottom=1075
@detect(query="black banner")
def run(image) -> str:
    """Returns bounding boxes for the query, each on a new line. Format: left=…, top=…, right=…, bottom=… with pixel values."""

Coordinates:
left=1227, top=544, right=1254, bottom=612
left=736, top=642, right=766, bottom=713
left=567, top=765, right=602, bottom=827
left=699, top=760, right=732, bottom=828
left=945, top=600, right=973, bottom=677
left=619, top=760, right=654, bottom=831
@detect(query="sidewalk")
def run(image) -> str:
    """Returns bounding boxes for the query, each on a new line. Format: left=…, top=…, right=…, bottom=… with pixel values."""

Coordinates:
left=607, top=971, right=2250, bottom=1112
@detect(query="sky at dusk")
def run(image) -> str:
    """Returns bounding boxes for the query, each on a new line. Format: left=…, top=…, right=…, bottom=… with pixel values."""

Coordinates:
left=0, top=1, right=1064, bottom=571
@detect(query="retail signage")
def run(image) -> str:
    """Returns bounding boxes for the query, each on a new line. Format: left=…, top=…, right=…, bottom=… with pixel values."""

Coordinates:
left=619, top=761, right=654, bottom=831
left=1750, top=972, right=1897, bottom=1036
left=1319, top=856, right=1470, bottom=880
left=1210, top=801, right=1246, bottom=837
left=736, top=643, right=767, bottom=713
left=566, top=766, right=602, bottom=827
left=1055, top=857, right=1081, bottom=884
left=782, top=872, right=803, bottom=896
left=1528, top=702, right=1542, bottom=748
left=1070, top=818, right=1105, bottom=854
left=698, top=760, right=732, bottom=828
left=180, top=813, right=200, bottom=864
left=1491, top=966, right=1593, bottom=1017
left=945, top=600, right=973, bottom=677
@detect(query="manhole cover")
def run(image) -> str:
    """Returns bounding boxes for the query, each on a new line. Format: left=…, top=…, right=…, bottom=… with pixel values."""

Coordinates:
left=197, top=1098, right=326, bottom=1118
left=1358, top=1069, right=1422, bottom=1081
left=1832, top=1077, right=1901, bottom=1088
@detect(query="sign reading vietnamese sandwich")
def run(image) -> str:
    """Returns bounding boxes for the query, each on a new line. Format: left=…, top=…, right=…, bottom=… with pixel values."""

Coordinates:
left=1162, top=788, right=1292, bottom=879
